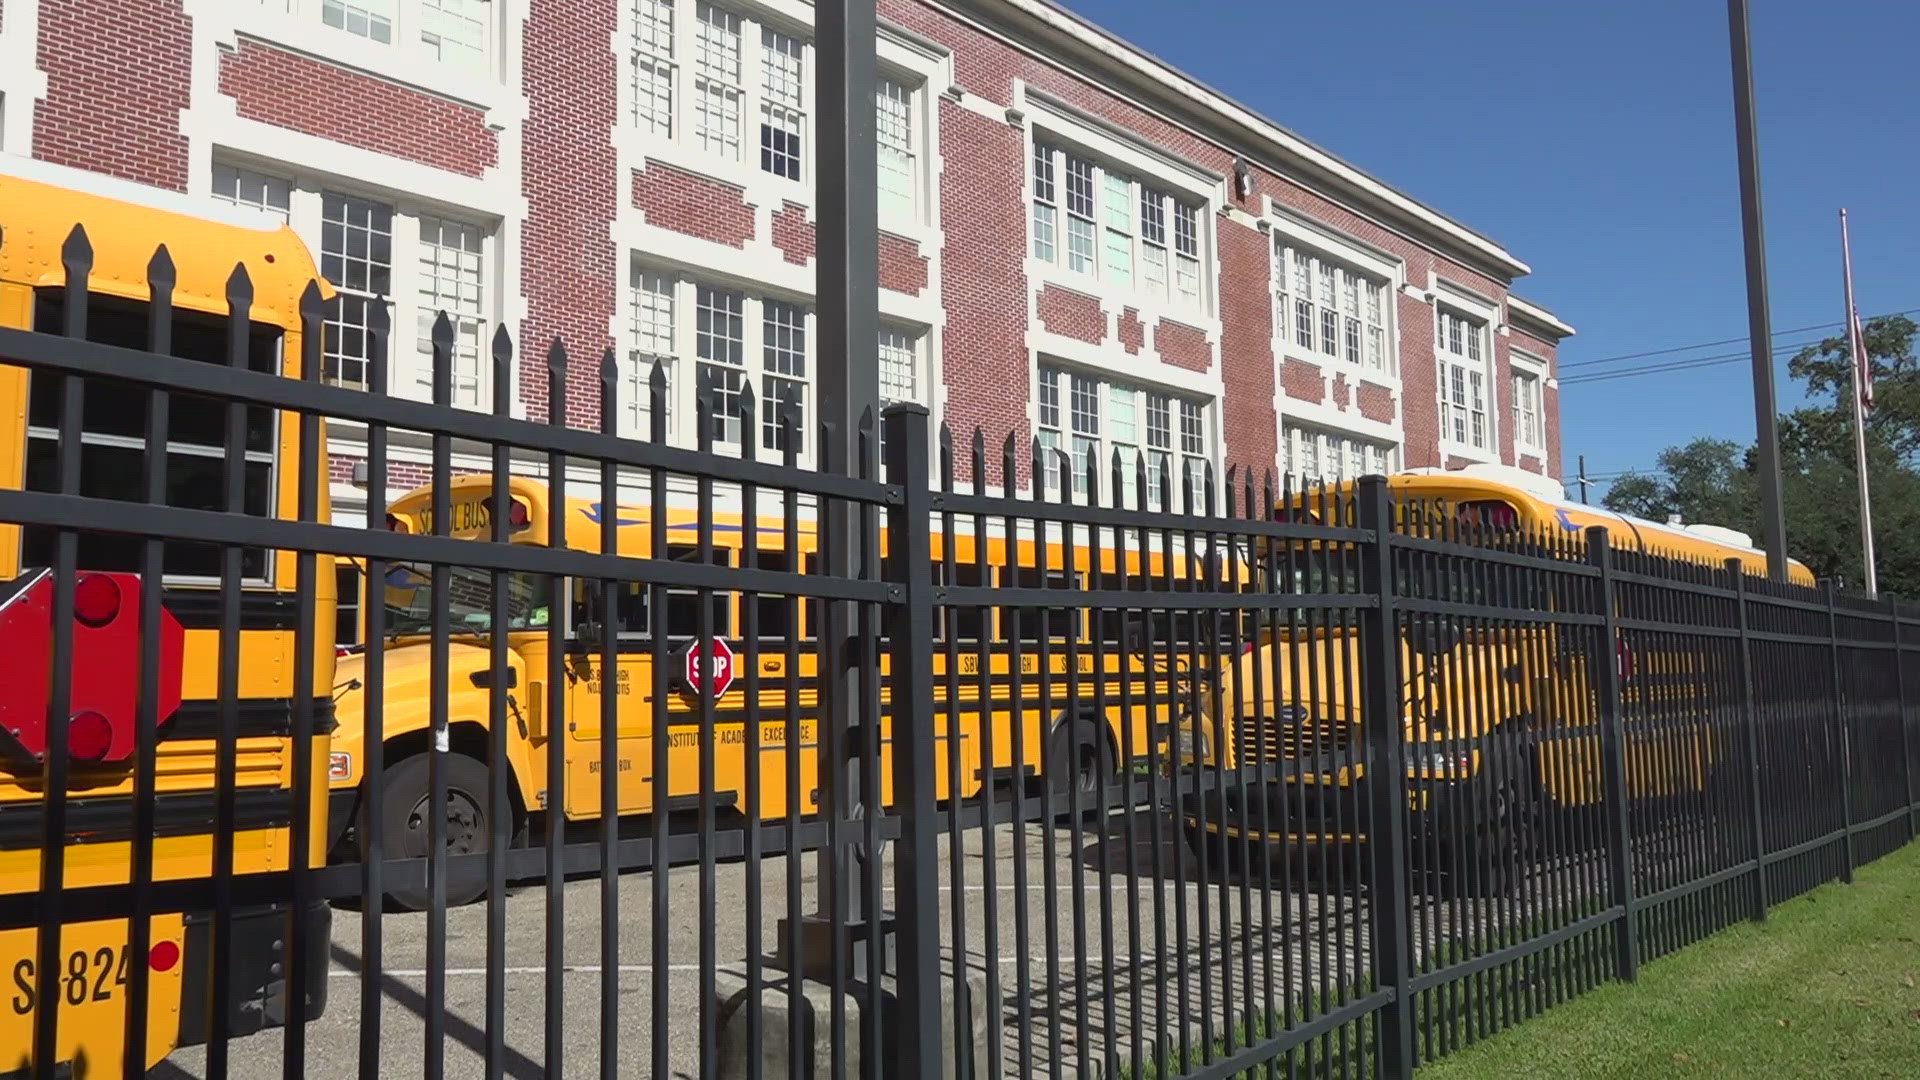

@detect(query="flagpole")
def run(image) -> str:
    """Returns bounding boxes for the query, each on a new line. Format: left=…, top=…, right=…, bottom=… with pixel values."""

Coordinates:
left=1840, top=208, right=1878, bottom=594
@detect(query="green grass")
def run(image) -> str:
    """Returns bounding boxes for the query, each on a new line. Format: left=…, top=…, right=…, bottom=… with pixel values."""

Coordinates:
left=1421, top=839, right=1920, bottom=1079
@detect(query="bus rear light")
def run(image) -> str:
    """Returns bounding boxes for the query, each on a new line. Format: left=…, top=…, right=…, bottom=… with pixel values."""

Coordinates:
left=148, top=940, right=180, bottom=972
left=386, top=514, right=410, bottom=533
left=74, top=573, right=123, bottom=627
left=66, top=711, right=115, bottom=761
left=1457, top=500, right=1520, bottom=532
left=482, top=497, right=532, bottom=532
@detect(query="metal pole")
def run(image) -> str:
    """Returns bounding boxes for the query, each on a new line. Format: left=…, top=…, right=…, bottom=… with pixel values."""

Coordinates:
left=811, top=0, right=880, bottom=930
left=1840, top=209, right=1878, bottom=595
left=1727, top=0, right=1789, bottom=581
left=1729, top=559, right=1768, bottom=920
left=1588, top=526, right=1640, bottom=982
left=1578, top=454, right=1590, bottom=505
left=1355, top=477, right=1414, bottom=1077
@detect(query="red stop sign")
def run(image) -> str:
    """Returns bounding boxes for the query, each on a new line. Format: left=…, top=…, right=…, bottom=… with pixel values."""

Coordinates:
left=684, top=638, right=737, bottom=697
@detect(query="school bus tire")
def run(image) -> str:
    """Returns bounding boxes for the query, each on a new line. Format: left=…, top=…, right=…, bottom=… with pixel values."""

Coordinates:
left=370, top=750, right=494, bottom=911
left=1044, top=716, right=1118, bottom=817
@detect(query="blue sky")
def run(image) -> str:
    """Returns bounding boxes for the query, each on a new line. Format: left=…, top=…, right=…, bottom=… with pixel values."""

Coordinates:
left=1060, top=0, right=1918, bottom=495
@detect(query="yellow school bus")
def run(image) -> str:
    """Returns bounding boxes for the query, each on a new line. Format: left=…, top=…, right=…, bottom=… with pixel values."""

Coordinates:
left=1177, top=467, right=1813, bottom=888
left=0, top=171, right=336, bottom=1073
left=329, top=473, right=1237, bottom=908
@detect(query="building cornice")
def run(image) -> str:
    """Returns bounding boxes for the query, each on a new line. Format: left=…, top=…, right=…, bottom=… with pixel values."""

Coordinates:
left=1508, top=294, right=1576, bottom=341
left=932, top=0, right=1533, bottom=282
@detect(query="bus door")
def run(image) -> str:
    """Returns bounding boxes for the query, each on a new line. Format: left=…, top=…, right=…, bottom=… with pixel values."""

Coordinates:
left=563, top=577, right=656, bottom=818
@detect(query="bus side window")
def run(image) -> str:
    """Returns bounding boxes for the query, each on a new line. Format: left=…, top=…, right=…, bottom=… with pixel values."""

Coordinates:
left=573, top=578, right=648, bottom=638
left=1010, top=567, right=1079, bottom=642
left=663, top=544, right=733, bottom=639
left=932, top=562, right=987, bottom=643
left=751, top=551, right=801, bottom=642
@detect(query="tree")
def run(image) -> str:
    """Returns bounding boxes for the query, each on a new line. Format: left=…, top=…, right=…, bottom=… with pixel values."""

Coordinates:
left=1602, top=315, right=1920, bottom=595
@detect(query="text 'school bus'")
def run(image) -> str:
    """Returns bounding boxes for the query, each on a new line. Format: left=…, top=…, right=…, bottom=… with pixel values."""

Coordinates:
left=0, top=168, right=336, bottom=1074
left=1170, top=465, right=1813, bottom=891
left=328, top=473, right=1247, bottom=909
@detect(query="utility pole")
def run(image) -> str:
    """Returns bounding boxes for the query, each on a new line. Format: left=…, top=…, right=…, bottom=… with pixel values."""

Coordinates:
left=1727, top=0, right=1790, bottom=581
left=1577, top=454, right=1590, bottom=505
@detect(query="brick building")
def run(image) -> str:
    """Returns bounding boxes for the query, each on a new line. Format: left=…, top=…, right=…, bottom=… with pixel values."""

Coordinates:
left=0, top=0, right=1570, bottom=529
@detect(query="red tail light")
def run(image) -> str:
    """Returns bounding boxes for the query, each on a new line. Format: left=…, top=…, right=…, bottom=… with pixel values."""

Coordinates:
left=73, top=573, right=123, bottom=627
left=1616, top=635, right=1636, bottom=684
left=66, top=711, right=114, bottom=761
left=481, top=497, right=531, bottom=533
left=1242, top=641, right=1256, bottom=656
left=386, top=513, right=410, bottom=533
left=148, top=940, right=180, bottom=972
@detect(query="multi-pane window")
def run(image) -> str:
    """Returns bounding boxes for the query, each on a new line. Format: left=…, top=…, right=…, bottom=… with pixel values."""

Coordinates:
left=878, top=325, right=919, bottom=407
left=1101, top=173, right=1133, bottom=287
left=626, top=268, right=677, bottom=438
left=320, top=192, right=394, bottom=391
left=1063, top=154, right=1097, bottom=275
left=695, top=283, right=748, bottom=446
left=1031, top=144, right=1058, bottom=263
left=1512, top=365, right=1544, bottom=450
left=314, top=0, right=492, bottom=76
left=760, top=299, right=807, bottom=453
left=641, top=269, right=850, bottom=460
left=416, top=215, right=486, bottom=407
left=1275, top=240, right=1390, bottom=374
left=1282, top=423, right=1398, bottom=483
left=1437, top=308, right=1490, bottom=450
left=215, top=163, right=496, bottom=407
left=1036, top=364, right=1210, bottom=506
left=692, top=3, right=744, bottom=160
left=875, top=77, right=915, bottom=222
left=1173, top=202, right=1201, bottom=305
left=1140, top=188, right=1168, bottom=295
left=1031, top=142, right=1209, bottom=310
left=632, top=0, right=676, bottom=135
left=758, top=27, right=805, bottom=179
left=626, top=4, right=922, bottom=207
left=212, top=164, right=292, bottom=222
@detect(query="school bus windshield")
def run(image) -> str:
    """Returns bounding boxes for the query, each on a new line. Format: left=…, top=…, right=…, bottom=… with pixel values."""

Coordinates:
left=381, top=563, right=552, bottom=635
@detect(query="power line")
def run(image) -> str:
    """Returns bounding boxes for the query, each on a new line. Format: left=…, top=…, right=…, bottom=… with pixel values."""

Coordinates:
left=1561, top=335, right=1823, bottom=386
left=1558, top=306, right=1920, bottom=372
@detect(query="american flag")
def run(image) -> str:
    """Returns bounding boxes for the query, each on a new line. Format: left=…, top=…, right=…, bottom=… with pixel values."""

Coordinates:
left=1851, top=307, right=1875, bottom=414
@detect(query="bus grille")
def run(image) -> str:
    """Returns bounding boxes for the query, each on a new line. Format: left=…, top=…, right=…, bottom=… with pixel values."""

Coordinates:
left=1235, top=711, right=1354, bottom=764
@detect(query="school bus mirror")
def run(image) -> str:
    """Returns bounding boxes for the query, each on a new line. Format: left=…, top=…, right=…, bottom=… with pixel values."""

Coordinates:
left=572, top=621, right=605, bottom=654
left=468, top=666, right=518, bottom=691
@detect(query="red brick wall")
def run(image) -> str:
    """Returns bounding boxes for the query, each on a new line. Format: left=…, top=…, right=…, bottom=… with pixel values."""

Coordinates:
left=1399, top=292, right=1440, bottom=466
left=1037, top=284, right=1104, bottom=344
left=218, top=41, right=497, bottom=178
left=522, top=0, right=619, bottom=431
left=1282, top=358, right=1324, bottom=403
left=633, top=162, right=755, bottom=248
left=1216, top=218, right=1274, bottom=475
left=34, top=0, right=191, bottom=190
left=1117, top=308, right=1145, bottom=355
left=773, top=202, right=812, bottom=265
left=1330, top=372, right=1351, bottom=411
left=1356, top=383, right=1395, bottom=425
left=1518, top=454, right=1543, bottom=474
left=936, top=102, right=1029, bottom=485
left=1154, top=318, right=1211, bottom=373
left=878, top=233, right=930, bottom=297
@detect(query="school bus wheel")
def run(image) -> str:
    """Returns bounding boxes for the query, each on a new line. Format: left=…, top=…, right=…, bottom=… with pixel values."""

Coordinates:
left=1043, top=716, right=1118, bottom=815
left=364, top=751, right=494, bottom=911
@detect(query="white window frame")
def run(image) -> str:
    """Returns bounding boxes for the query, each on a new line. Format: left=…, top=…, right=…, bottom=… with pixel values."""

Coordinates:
left=1030, top=140, right=1213, bottom=314
left=1035, top=361, right=1213, bottom=508
left=212, top=158, right=501, bottom=411
left=246, top=0, right=500, bottom=85
left=1434, top=294, right=1496, bottom=459
left=1281, top=422, right=1399, bottom=485
left=618, top=1, right=933, bottom=230
left=1510, top=350, right=1547, bottom=455
left=1271, top=229, right=1396, bottom=379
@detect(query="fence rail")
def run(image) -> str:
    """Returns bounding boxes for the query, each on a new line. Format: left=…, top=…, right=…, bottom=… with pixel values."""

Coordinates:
left=1, top=233, right=1916, bottom=1079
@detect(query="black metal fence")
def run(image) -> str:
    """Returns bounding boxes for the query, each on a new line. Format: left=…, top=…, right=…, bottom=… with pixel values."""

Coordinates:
left=1, top=236, right=1916, bottom=1080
